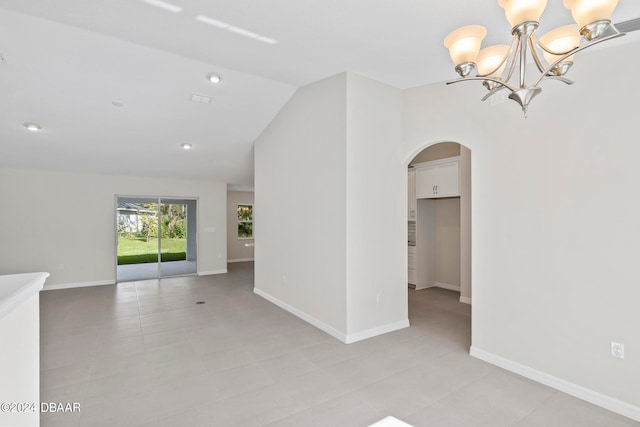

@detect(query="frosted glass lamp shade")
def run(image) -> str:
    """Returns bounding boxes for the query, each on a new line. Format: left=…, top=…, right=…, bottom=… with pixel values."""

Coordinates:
left=539, top=25, right=581, bottom=64
left=476, top=45, right=510, bottom=77
left=498, top=0, right=548, bottom=27
left=563, top=0, right=618, bottom=28
left=444, top=25, right=487, bottom=66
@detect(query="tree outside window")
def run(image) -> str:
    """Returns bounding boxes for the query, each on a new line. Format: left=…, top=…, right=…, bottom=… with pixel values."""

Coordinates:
left=237, top=204, right=253, bottom=239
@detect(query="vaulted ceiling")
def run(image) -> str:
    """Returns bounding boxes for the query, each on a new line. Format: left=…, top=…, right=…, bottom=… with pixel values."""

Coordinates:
left=1, top=1, right=638, bottom=189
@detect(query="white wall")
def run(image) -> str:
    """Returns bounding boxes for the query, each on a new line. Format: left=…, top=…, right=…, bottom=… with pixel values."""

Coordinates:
left=255, top=73, right=348, bottom=336
left=227, top=191, right=255, bottom=262
left=345, top=73, right=406, bottom=337
left=0, top=168, right=227, bottom=286
left=255, top=72, right=407, bottom=341
left=434, top=198, right=460, bottom=287
left=403, top=42, right=640, bottom=411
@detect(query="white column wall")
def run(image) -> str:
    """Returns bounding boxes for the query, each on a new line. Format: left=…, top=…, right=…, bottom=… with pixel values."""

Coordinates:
left=345, top=74, right=407, bottom=337
left=254, top=74, right=348, bottom=335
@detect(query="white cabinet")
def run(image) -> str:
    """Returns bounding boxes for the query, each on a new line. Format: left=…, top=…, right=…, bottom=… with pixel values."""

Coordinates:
left=415, top=157, right=460, bottom=199
left=408, top=246, right=417, bottom=285
left=408, top=169, right=416, bottom=220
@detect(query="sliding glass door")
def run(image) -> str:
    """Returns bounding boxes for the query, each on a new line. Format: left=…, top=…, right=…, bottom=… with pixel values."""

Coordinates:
left=116, top=196, right=197, bottom=282
left=159, top=198, right=197, bottom=277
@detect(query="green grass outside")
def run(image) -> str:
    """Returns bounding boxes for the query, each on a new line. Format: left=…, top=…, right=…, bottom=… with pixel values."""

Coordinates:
left=117, top=236, right=186, bottom=265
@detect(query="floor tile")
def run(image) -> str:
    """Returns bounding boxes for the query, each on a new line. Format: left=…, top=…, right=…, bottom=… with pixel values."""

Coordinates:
left=39, top=263, right=640, bottom=427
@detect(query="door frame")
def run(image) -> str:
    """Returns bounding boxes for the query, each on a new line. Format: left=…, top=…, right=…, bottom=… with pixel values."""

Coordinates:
left=114, top=195, right=199, bottom=282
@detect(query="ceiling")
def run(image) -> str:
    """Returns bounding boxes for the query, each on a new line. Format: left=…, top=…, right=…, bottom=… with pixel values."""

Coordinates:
left=1, top=1, right=639, bottom=190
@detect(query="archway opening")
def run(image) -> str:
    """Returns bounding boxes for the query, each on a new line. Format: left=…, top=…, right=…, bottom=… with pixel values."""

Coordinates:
left=406, top=141, right=472, bottom=350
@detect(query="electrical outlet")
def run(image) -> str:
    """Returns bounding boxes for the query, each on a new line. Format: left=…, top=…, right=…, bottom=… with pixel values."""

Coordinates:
left=376, top=291, right=382, bottom=304
left=282, top=275, right=287, bottom=285
left=58, top=263, right=64, bottom=270
left=611, top=342, right=624, bottom=359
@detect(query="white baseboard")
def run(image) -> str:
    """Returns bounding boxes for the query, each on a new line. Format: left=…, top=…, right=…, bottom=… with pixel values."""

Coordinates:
left=470, top=346, right=640, bottom=422
left=414, top=283, right=434, bottom=290
left=198, top=269, right=227, bottom=276
left=254, top=288, right=410, bottom=345
left=345, top=319, right=410, bottom=344
left=254, top=288, right=347, bottom=342
left=43, top=280, right=114, bottom=291
left=227, top=258, right=255, bottom=263
left=459, top=296, right=472, bottom=304
left=433, top=282, right=461, bottom=292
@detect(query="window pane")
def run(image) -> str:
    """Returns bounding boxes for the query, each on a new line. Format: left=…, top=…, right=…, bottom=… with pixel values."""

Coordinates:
left=238, top=222, right=253, bottom=238
left=237, top=205, right=253, bottom=221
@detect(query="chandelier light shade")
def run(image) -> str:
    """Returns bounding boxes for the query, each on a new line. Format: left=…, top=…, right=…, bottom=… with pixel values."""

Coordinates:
left=563, top=0, right=618, bottom=28
left=563, top=0, right=619, bottom=39
left=443, top=25, right=487, bottom=77
left=498, top=0, right=548, bottom=27
left=476, top=45, right=511, bottom=77
left=443, top=0, right=624, bottom=116
left=539, top=25, right=581, bottom=68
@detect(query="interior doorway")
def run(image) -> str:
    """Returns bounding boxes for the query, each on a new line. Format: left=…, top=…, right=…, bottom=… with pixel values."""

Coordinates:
left=407, top=141, right=472, bottom=346
left=116, top=196, right=197, bottom=282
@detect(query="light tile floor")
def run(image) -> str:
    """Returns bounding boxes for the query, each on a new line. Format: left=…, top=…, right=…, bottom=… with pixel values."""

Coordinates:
left=40, top=262, right=639, bottom=427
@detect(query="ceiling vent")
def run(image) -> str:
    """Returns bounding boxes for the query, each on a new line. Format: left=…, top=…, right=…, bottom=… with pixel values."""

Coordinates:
left=191, top=94, right=211, bottom=104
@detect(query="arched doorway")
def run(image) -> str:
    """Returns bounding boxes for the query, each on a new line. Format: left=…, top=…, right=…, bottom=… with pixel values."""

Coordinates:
left=405, top=141, right=472, bottom=349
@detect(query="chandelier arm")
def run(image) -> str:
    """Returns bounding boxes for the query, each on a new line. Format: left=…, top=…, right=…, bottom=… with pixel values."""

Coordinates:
left=532, top=31, right=625, bottom=87
left=481, top=86, right=507, bottom=102
left=531, top=33, right=576, bottom=57
left=501, top=37, right=521, bottom=84
left=529, top=37, right=547, bottom=74
left=542, top=76, right=574, bottom=85
left=446, top=76, right=517, bottom=93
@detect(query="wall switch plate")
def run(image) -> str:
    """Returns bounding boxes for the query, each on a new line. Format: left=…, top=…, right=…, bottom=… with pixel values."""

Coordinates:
left=611, top=342, right=624, bottom=359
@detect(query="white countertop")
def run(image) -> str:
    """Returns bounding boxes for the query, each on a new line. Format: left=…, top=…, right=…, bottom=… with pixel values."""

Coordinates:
left=0, top=272, right=49, bottom=321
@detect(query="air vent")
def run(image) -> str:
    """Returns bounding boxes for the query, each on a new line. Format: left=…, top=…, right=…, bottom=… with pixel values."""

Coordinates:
left=191, top=94, right=211, bottom=104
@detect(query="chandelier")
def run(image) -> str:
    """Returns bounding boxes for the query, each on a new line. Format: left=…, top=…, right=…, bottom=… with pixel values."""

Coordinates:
left=443, top=0, right=625, bottom=116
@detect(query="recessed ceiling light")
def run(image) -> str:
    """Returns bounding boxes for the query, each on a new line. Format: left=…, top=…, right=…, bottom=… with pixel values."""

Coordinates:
left=207, top=73, right=222, bottom=84
left=181, top=143, right=192, bottom=150
left=23, top=122, right=42, bottom=132
left=140, top=0, right=182, bottom=13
